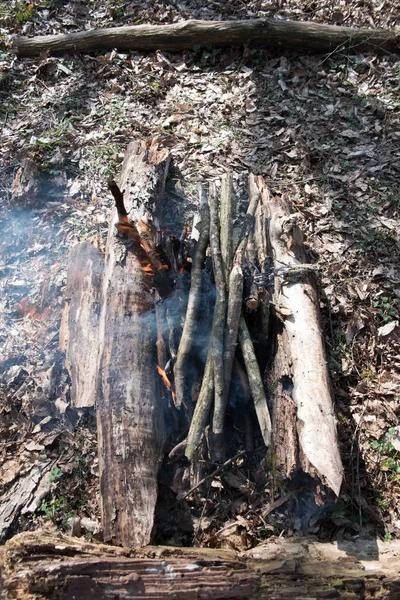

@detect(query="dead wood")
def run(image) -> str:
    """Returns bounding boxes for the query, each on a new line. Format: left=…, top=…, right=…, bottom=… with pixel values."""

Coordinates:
left=11, top=18, right=400, bottom=57
left=238, top=316, right=272, bottom=448
left=185, top=355, right=214, bottom=461
left=179, top=450, right=246, bottom=501
left=2, top=530, right=400, bottom=600
left=96, top=139, right=170, bottom=548
left=208, top=183, right=227, bottom=461
left=213, top=174, right=260, bottom=457
left=266, top=191, right=343, bottom=496
left=219, top=172, right=234, bottom=282
left=59, top=237, right=103, bottom=408
left=174, top=185, right=210, bottom=411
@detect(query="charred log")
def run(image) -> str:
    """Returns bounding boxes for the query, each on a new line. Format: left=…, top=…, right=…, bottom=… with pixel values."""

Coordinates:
left=96, top=139, right=171, bottom=548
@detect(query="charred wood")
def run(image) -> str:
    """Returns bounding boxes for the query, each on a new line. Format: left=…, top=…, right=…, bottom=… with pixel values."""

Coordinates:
left=96, top=139, right=171, bottom=547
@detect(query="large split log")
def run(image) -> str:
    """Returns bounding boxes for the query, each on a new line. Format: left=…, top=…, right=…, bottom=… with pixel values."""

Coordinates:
left=96, top=139, right=171, bottom=547
left=11, top=18, right=400, bottom=58
left=265, top=191, right=343, bottom=496
left=2, top=530, right=400, bottom=600
left=59, top=237, right=104, bottom=408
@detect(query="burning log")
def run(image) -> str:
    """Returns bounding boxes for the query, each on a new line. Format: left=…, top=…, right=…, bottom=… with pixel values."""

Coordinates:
left=97, top=139, right=171, bottom=547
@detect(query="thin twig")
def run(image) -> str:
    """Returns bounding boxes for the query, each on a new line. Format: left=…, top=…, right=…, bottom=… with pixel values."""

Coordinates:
left=179, top=450, right=246, bottom=501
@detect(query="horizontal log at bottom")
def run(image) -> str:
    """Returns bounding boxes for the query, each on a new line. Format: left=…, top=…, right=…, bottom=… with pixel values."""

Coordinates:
left=1, top=530, right=400, bottom=600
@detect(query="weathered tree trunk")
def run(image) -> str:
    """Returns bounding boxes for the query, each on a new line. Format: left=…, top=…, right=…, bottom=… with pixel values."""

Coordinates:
left=265, top=190, right=343, bottom=496
left=59, top=237, right=104, bottom=408
left=96, top=139, right=171, bottom=547
left=11, top=18, right=400, bottom=57
left=2, top=530, right=400, bottom=600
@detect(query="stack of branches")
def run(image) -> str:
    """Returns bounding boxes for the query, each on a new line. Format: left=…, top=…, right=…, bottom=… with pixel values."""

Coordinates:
left=173, top=173, right=272, bottom=469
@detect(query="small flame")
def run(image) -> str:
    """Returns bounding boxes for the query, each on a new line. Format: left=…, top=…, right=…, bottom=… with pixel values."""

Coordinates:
left=157, top=365, right=177, bottom=405
left=142, top=262, right=154, bottom=276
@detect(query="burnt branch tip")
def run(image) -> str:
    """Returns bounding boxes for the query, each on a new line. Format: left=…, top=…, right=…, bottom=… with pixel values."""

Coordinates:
left=108, top=179, right=128, bottom=218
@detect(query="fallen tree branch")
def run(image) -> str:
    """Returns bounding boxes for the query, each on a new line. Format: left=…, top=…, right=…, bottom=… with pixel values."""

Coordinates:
left=212, top=174, right=261, bottom=457
left=3, top=530, right=400, bottom=600
left=11, top=18, right=400, bottom=57
left=267, top=193, right=343, bottom=496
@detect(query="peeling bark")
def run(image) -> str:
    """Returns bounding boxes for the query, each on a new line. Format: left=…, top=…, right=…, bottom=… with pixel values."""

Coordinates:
left=59, top=237, right=104, bottom=408
left=2, top=530, right=400, bottom=600
left=266, top=191, right=343, bottom=496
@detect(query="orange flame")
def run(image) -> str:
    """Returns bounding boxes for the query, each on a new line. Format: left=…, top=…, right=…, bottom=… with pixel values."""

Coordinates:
left=157, top=365, right=177, bottom=405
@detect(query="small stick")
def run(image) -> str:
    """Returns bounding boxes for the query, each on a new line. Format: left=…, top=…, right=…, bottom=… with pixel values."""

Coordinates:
left=185, top=358, right=214, bottom=460
left=232, top=173, right=260, bottom=257
left=174, top=185, right=210, bottom=409
left=179, top=450, right=246, bottom=501
left=239, top=315, right=272, bottom=447
left=208, top=182, right=227, bottom=461
left=168, top=438, right=187, bottom=459
left=219, top=172, right=234, bottom=283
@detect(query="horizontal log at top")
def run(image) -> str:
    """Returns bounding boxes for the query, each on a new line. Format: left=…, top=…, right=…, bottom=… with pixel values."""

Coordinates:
left=11, top=18, right=400, bottom=57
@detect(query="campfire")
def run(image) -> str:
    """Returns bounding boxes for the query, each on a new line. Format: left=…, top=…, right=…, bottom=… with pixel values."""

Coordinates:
left=59, top=137, right=342, bottom=549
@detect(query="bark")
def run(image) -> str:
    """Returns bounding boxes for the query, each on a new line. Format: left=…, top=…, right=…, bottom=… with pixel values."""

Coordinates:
left=174, top=185, right=210, bottom=410
left=96, top=139, right=170, bottom=548
left=220, top=172, right=234, bottom=283
left=266, top=192, right=343, bottom=496
left=59, top=237, right=104, bottom=408
left=238, top=316, right=272, bottom=448
left=208, top=183, right=227, bottom=461
left=11, top=18, right=400, bottom=57
left=2, top=530, right=400, bottom=600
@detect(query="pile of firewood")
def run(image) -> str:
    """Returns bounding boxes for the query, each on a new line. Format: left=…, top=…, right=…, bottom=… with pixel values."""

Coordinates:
left=61, top=137, right=343, bottom=548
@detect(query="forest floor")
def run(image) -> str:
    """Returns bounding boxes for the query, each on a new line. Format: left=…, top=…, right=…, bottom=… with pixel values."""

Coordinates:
left=0, top=0, right=399, bottom=548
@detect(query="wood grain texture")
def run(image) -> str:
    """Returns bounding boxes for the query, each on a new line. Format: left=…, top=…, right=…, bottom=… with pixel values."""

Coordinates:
left=266, top=190, right=343, bottom=496
left=2, top=530, right=400, bottom=600
left=11, top=18, right=400, bottom=57
left=96, top=140, right=170, bottom=547
left=59, top=237, right=104, bottom=408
